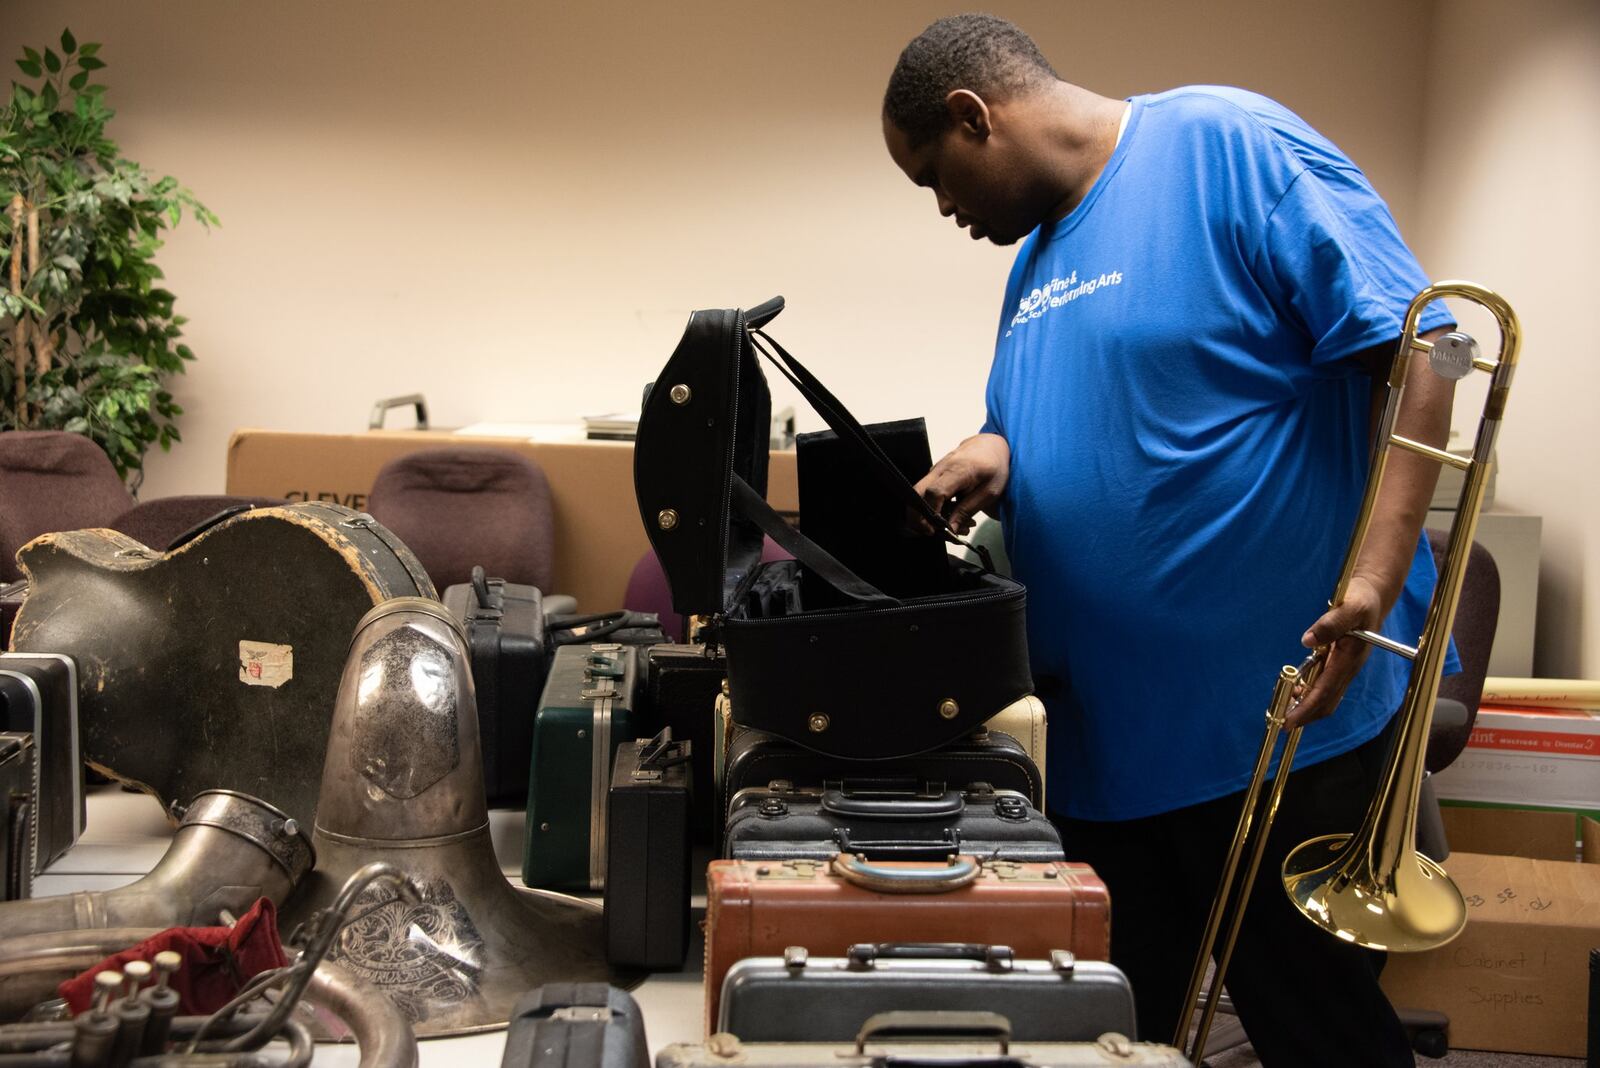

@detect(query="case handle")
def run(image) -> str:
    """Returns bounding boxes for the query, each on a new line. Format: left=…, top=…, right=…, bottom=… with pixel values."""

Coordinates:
left=847, top=943, right=1014, bottom=970
left=855, top=1011, right=1011, bottom=1053
left=746, top=295, right=786, bottom=330
left=822, top=786, right=963, bottom=820
left=368, top=393, right=429, bottom=430
left=830, top=853, right=978, bottom=894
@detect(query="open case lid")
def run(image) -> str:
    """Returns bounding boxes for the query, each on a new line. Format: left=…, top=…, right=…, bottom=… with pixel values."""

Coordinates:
left=634, top=298, right=785, bottom=618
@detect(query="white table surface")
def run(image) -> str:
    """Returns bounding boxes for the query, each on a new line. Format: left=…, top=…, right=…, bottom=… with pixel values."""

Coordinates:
left=31, top=786, right=708, bottom=1067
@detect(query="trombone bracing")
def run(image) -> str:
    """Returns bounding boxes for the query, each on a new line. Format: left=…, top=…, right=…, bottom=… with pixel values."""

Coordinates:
left=1175, top=282, right=1522, bottom=1063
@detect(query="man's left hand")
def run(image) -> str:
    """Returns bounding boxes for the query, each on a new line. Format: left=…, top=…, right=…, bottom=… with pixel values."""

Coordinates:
left=1288, top=575, right=1386, bottom=728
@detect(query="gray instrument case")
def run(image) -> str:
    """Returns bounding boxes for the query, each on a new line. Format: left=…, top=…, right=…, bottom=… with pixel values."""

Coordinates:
left=659, top=1010, right=1189, bottom=1068
left=501, top=984, right=649, bottom=1068
left=717, top=944, right=1136, bottom=1044
left=723, top=781, right=1063, bottom=863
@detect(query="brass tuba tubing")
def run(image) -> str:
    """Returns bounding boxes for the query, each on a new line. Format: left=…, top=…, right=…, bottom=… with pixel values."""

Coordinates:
left=1174, top=282, right=1522, bottom=1064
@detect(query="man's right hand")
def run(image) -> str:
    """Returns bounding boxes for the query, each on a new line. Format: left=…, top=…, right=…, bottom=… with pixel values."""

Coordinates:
left=913, top=432, right=1011, bottom=535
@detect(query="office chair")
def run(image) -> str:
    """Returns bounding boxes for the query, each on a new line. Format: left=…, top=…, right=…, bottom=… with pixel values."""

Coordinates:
left=366, top=447, right=557, bottom=594
left=109, top=495, right=287, bottom=551
left=0, top=431, right=134, bottom=583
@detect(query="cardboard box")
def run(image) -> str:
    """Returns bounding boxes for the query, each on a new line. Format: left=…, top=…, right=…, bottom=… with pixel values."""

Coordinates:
left=225, top=429, right=798, bottom=614
left=1430, top=704, right=1600, bottom=810
left=1440, top=803, right=1583, bottom=861
left=1379, top=818, right=1600, bottom=1057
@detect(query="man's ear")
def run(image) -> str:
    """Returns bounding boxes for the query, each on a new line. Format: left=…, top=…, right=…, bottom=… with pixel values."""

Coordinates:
left=944, top=89, right=992, bottom=140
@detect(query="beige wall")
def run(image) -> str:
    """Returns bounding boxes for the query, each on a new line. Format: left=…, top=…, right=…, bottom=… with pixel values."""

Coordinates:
left=1414, top=0, right=1600, bottom=677
left=9, top=1, right=1592, bottom=672
left=3, top=0, right=1434, bottom=490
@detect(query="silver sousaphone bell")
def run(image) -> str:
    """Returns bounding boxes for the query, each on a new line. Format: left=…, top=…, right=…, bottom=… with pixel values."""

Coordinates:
left=279, top=597, right=632, bottom=1036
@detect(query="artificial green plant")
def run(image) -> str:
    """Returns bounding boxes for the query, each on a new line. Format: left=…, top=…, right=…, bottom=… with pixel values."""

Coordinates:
left=1, top=29, right=217, bottom=487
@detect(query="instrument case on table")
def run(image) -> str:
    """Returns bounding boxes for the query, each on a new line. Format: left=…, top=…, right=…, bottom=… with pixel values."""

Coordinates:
left=0, top=653, right=81, bottom=872
left=634, top=296, right=1032, bottom=761
left=502, top=983, right=649, bottom=1068
left=641, top=643, right=726, bottom=844
left=524, top=643, right=644, bottom=891
left=442, top=567, right=550, bottom=805
left=702, top=856, right=1111, bottom=1035
left=659, top=1013, right=1189, bottom=1068
left=720, top=714, right=1044, bottom=819
left=8, top=502, right=433, bottom=828
left=605, top=730, right=693, bottom=969
left=718, top=944, right=1135, bottom=1043
left=723, top=781, right=1063, bottom=863
left=0, top=731, right=36, bottom=900
left=0, top=580, right=24, bottom=647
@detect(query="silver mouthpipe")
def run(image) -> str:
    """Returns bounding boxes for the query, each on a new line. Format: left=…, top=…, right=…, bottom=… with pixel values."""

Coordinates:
left=0, top=793, right=313, bottom=943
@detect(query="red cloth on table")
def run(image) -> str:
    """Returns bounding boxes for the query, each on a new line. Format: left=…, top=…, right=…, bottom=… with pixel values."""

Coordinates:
left=58, top=898, right=289, bottom=1015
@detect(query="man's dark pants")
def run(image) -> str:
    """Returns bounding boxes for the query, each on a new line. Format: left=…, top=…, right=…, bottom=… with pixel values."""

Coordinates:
left=1053, top=719, right=1416, bottom=1067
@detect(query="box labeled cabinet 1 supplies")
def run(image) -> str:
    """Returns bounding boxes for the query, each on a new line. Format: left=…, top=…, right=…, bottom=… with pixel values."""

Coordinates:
left=1378, top=812, right=1600, bottom=1057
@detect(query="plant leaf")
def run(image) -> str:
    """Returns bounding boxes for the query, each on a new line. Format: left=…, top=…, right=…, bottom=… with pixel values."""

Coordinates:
left=77, top=56, right=105, bottom=71
left=69, top=71, right=88, bottom=90
left=17, top=58, right=42, bottom=77
left=44, top=49, right=61, bottom=73
left=60, top=29, right=77, bottom=55
left=78, top=43, right=101, bottom=58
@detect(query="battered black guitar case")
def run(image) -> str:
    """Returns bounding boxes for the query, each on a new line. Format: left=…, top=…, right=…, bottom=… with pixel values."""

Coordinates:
left=634, top=297, right=1031, bottom=761
left=8, top=502, right=434, bottom=826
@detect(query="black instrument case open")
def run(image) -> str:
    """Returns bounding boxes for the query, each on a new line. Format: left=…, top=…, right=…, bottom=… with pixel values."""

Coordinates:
left=634, top=297, right=1031, bottom=761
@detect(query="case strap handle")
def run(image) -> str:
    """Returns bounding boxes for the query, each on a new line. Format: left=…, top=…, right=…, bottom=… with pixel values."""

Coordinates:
left=746, top=325, right=996, bottom=573
left=830, top=853, right=979, bottom=894
left=855, top=1011, right=1011, bottom=1054
left=729, top=475, right=898, bottom=606
left=821, top=787, right=963, bottom=820
left=847, top=943, right=1015, bottom=969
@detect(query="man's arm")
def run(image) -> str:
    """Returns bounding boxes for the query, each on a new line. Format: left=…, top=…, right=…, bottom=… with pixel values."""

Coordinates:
left=1287, top=325, right=1455, bottom=728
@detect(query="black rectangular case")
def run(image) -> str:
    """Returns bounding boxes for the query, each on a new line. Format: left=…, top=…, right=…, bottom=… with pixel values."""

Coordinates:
left=441, top=567, right=549, bottom=803
left=501, top=983, right=649, bottom=1068
left=723, top=781, right=1062, bottom=863
left=717, top=944, right=1137, bottom=1044
left=640, top=643, right=725, bottom=844
left=722, top=725, right=1043, bottom=821
left=795, top=418, right=952, bottom=611
left=0, top=732, right=36, bottom=900
left=604, top=730, right=693, bottom=969
left=0, top=652, right=81, bottom=872
left=634, top=297, right=1031, bottom=761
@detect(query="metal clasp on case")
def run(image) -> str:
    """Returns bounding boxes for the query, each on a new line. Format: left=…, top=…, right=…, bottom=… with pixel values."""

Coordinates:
left=550, top=1007, right=613, bottom=1022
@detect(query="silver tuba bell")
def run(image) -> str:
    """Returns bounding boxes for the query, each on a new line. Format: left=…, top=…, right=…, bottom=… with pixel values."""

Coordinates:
left=279, top=597, right=630, bottom=1036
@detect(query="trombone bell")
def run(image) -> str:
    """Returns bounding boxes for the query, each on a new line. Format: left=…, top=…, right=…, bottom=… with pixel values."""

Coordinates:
left=1282, top=833, right=1467, bottom=952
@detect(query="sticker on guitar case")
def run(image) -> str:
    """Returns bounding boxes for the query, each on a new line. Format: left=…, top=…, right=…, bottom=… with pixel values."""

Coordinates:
left=239, top=640, right=293, bottom=688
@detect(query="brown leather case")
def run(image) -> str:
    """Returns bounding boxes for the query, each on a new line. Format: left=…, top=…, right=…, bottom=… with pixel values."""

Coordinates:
left=703, top=856, right=1111, bottom=1035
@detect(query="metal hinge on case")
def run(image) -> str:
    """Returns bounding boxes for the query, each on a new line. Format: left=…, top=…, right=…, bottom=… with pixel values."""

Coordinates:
left=984, top=859, right=1055, bottom=882
left=580, top=685, right=618, bottom=701
left=340, top=513, right=376, bottom=530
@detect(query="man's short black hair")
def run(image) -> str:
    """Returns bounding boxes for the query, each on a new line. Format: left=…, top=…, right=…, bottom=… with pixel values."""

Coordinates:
left=884, top=14, right=1058, bottom=147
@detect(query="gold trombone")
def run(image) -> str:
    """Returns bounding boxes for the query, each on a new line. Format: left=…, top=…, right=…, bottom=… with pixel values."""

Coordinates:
left=1175, top=281, right=1522, bottom=1064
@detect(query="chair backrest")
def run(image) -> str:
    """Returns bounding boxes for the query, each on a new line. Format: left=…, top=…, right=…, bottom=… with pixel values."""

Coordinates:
left=624, top=537, right=793, bottom=642
left=0, top=431, right=134, bottom=582
left=1425, top=528, right=1501, bottom=773
left=365, top=447, right=555, bottom=592
left=109, top=495, right=288, bottom=552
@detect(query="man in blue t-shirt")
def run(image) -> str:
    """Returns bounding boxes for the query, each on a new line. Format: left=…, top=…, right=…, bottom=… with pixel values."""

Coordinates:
left=883, top=15, right=1456, bottom=1067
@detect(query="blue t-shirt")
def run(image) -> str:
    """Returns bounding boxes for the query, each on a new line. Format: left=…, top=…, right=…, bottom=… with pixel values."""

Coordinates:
left=984, top=87, right=1456, bottom=821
